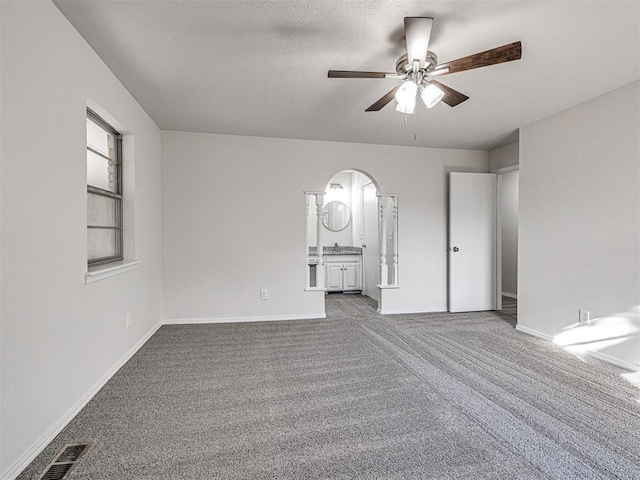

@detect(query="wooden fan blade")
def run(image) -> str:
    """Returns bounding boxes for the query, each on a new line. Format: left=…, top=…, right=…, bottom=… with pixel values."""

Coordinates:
left=365, top=86, right=400, bottom=111
left=433, top=41, right=521, bottom=76
left=328, top=70, right=391, bottom=79
left=430, top=80, right=469, bottom=107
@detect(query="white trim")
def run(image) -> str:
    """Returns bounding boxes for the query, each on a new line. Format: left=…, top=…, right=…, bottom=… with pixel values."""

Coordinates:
left=304, top=287, right=326, bottom=292
left=163, top=313, right=326, bottom=325
left=0, top=320, right=162, bottom=480
left=377, top=284, right=400, bottom=289
left=496, top=174, right=503, bottom=311
left=491, top=164, right=519, bottom=174
left=584, top=350, right=640, bottom=372
left=494, top=166, right=519, bottom=310
left=515, top=324, right=554, bottom=341
left=377, top=307, right=447, bottom=315
left=515, top=325, right=639, bottom=372
left=85, top=259, right=141, bottom=284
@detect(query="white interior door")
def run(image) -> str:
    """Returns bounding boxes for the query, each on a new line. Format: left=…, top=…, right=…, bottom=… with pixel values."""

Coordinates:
left=363, top=183, right=379, bottom=302
left=449, top=172, right=497, bottom=312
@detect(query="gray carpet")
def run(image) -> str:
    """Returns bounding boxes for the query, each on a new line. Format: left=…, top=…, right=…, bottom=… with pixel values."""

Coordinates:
left=18, top=295, right=640, bottom=479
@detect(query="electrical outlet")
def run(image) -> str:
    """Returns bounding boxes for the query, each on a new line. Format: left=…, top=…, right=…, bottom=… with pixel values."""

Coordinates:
left=126, top=312, right=132, bottom=328
left=579, top=309, right=590, bottom=325
left=260, top=289, right=268, bottom=300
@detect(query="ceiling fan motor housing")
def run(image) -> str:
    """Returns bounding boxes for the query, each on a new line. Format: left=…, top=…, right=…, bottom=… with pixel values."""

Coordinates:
left=396, top=52, right=438, bottom=75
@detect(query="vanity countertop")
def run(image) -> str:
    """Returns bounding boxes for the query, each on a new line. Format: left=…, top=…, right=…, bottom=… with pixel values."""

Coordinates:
left=309, top=246, right=363, bottom=256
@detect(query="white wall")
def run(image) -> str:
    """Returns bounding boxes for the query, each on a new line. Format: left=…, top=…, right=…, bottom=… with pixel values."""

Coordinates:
left=0, top=1, right=162, bottom=477
left=500, top=170, right=519, bottom=297
left=323, top=171, right=354, bottom=246
left=307, top=171, right=354, bottom=248
left=489, top=141, right=519, bottom=171
left=350, top=171, right=369, bottom=248
left=519, top=80, right=640, bottom=370
left=162, top=131, right=488, bottom=321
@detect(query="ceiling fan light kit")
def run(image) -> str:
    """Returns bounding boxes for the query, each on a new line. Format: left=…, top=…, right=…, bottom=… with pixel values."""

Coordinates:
left=395, top=81, right=418, bottom=113
left=394, top=79, right=444, bottom=113
left=328, top=17, right=522, bottom=115
left=421, top=83, right=445, bottom=109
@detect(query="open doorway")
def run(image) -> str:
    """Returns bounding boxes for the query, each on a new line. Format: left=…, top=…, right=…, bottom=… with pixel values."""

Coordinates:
left=498, top=168, right=519, bottom=312
left=306, top=170, right=381, bottom=312
left=447, top=169, right=518, bottom=314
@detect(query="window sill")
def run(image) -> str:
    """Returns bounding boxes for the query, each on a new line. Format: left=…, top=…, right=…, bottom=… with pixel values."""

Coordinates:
left=85, top=259, right=141, bottom=284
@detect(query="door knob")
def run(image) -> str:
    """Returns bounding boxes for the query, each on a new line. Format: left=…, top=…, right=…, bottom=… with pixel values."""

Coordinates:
left=452, top=247, right=459, bottom=252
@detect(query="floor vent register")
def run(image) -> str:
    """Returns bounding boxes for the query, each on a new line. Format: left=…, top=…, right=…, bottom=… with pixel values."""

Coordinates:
left=37, top=443, right=92, bottom=480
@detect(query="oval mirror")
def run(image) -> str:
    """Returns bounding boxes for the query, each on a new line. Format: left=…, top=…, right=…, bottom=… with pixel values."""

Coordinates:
left=322, top=201, right=351, bottom=232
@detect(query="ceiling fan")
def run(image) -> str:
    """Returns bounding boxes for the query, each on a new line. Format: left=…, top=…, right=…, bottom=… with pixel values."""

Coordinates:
left=328, top=17, right=522, bottom=113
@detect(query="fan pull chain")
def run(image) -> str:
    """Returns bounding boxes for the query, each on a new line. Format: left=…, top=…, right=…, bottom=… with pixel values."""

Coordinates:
left=413, top=103, right=418, bottom=141
left=402, top=112, right=418, bottom=141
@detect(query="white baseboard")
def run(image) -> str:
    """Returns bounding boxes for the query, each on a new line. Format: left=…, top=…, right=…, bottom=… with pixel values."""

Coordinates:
left=515, top=325, right=639, bottom=372
left=163, top=313, right=326, bottom=325
left=377, top=307, right=448, bottom=315
left=501, top=291, right=518, bottom=299
left=1, top=320, right=163, bottom=480
left=582, top=349, right=640, bottom=372
left=515, top=324, right=554, bottom=341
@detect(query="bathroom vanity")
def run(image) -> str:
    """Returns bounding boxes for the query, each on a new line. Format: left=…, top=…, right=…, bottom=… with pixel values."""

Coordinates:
left=309, top=246, right=362, bottom=293
left=325, top=255, right=361, bottom=292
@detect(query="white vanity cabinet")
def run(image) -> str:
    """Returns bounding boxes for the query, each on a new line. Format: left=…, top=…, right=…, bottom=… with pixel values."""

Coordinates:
left=325, top=255, right=361, bottom=292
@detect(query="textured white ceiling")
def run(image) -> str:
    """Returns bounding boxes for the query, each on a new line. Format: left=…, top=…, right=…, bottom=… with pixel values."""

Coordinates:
left=53, top=0, right=639, bottom=150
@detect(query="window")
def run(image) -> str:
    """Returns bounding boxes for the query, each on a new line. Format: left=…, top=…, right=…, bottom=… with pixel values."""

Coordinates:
left=86, top=109, right=123, bottom=266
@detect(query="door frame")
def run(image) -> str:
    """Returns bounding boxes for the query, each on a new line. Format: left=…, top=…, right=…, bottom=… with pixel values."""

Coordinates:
left=492, top=164, right=519, bottom=311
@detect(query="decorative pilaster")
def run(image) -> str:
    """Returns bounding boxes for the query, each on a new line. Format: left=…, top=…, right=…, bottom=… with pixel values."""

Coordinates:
left=305, top=194, right=311, bottom=288
left=379, top=202, right=388, bottom=287
left=304, top=191, right=326, bottom=290
left=391, top=196, right=399, bottom=286
left=315, top=193, right=325, bottom=288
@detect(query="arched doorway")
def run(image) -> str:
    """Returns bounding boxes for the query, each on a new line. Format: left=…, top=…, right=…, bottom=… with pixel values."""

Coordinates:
left=305, top=169, right=398, bottom=312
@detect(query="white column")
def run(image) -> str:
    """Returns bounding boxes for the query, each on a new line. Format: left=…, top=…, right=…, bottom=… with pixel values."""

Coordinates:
left=391, top=195, right=399, bottom=286
left=304, top=191, right=326, bottom=290
left=305, top=194, right=311, bottom=288
left=315, top=193, right=325, bottom=289
left=379, top=201, right=388, bottom=287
